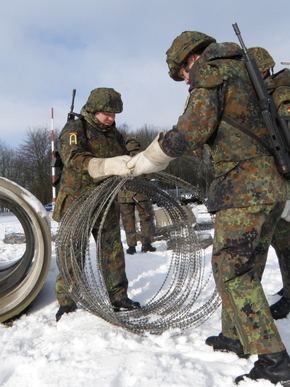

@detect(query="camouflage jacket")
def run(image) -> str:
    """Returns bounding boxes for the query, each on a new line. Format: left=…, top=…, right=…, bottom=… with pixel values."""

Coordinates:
left=52, top=117, right=127, bottom=221
left=161, top=42, right=290, bottom=212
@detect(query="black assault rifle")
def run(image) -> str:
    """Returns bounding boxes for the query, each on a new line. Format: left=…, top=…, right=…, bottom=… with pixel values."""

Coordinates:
left=67, top=88, right=83, bottom=121
left=232, top=22, right=290, bottom=180
left=67, top=88, right=76, bottom=121
left=52, top=89, right=79, bottom=186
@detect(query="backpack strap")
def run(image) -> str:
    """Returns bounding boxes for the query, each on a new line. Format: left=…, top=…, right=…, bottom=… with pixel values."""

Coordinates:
left=223, top=114, right=274, bottom=156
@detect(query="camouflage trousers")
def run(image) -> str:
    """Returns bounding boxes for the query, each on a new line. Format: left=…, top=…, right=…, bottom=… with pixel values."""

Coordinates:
left=271, top=218, right=290, bottom=298
left=212, top=202, right=286, bottom=355
left=55, top=202, right=128, bottom=307
left=119, top=200, right=155, bottom=246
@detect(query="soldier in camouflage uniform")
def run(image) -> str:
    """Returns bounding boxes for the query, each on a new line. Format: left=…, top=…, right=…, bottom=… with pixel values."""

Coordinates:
left=248, top=47, right=290, bottom=320
left=127, top=32, right=290, bottom=385
left=118, top=136, right=156, bottom=254
left=53, top=87, right=140, bottom=322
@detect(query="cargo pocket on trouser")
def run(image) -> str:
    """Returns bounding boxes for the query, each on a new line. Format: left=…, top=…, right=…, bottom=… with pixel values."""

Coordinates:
left=212, top=205, right=285, bottom=354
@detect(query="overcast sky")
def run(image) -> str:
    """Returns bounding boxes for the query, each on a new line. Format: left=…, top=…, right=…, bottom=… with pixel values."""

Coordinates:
left=1, top=0, right=289, bottom=147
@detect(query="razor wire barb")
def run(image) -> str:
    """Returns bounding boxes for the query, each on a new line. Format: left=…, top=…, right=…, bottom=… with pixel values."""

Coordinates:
left=56, top=172, right=220, bottom=334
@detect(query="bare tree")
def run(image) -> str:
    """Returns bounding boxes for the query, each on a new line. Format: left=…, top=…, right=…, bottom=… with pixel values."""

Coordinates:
left=117, top=123, right=130, bottom=139
left=17, top=127, right=52, bottom=204
left=0, top=140, right=17, bottom=180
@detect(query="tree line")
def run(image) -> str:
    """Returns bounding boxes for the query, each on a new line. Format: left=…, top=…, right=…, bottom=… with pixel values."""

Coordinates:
left=0, top=124, right=213, bottom=206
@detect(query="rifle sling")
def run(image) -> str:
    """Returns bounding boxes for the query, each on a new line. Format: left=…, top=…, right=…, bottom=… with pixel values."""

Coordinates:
left=223, top=115, right=274, bottom=156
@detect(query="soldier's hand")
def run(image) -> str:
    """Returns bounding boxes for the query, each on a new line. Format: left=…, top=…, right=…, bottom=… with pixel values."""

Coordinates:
left=127, top=134, right=175, bottom=176
left=88, top=155, right=132, bottom=181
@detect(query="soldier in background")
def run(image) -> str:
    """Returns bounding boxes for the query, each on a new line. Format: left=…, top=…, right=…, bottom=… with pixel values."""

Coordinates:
left=127, top=31, right=290, bottom=385
left=249, top=46, right=290, bottom=320
left=118, top=136, right=156, bottom=254
left=53, top=87, right=141, bottom=321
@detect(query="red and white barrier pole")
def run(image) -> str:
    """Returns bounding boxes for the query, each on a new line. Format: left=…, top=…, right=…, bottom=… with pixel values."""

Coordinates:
left=51, top=108, right=56, bottom=210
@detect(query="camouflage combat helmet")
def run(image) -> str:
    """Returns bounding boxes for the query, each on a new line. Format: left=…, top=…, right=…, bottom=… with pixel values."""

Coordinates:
left=84, top=87, right=123, bottom=114
left=166, top=31, right=216, bottom=81
left=125, top=136, right=141, bottom=152
left=248, top=47, right=276, bottom=73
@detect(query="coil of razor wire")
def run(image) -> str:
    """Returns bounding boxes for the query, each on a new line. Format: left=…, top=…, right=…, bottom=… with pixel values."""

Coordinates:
left=56, top=172, right=220, bottom=335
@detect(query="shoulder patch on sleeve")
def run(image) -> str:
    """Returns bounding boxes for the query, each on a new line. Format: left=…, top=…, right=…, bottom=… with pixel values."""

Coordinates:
left=69, top=131, right=78, bottom=145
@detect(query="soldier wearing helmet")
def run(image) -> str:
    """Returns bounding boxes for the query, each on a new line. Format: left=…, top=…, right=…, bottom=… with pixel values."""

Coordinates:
left=128, top=30, right=290, bottom=385
left=248, top=46, right=275, bottom=76
left=125, top=136, right=141, bottom=153
left=118, top=136, right=156, bottom=255
left=166, top=31, right=216, bottom=82
left=249, top=46, right=290, bottom=115
left=249, top=46, right=290, bottom=321
left=53, top=87, right=141, bottom=321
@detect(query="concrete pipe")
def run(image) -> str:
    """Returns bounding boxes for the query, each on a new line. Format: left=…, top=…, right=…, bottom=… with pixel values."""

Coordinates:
left=0, top=177, right=51, bottom=322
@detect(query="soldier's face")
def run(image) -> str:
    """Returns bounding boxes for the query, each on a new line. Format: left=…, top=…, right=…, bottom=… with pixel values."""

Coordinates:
left=178, top=54, right=200, bottom=84
left=95, top=112, right=116, bottom=126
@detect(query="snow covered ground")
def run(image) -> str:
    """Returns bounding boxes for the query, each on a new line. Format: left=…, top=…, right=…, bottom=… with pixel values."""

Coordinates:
left=0, top=205, right=289, bottom=387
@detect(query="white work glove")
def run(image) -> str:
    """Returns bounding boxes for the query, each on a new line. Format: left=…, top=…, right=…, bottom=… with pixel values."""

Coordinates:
left=281, top=200, right=290, bottom=222
left=88, top=155, right=132, bottom=181
left=127, top=134, right=175, bottom=176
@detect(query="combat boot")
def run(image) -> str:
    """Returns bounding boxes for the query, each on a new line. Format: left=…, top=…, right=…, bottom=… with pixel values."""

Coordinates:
left=270, top=296, right=290, bottom=320
left=55, top=303, right=77, bottom=322
left=141, top=243, right=156, bottom=253
left=206, top=332, right=249, bottom=358
left=113, top=296, right=141, bottom=311
left=235, top=350, right=290, bottom=385
left=126, top=246, right=136, bottom=255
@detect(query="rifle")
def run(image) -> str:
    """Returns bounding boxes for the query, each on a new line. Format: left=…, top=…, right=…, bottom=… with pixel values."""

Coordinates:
left=67, top=89, right=76, bottom=121
left=52, top=89, right=79, bottom=187
left=232, top=22, right=290, bottom=180
left=67, top=88, right=83, bottom=122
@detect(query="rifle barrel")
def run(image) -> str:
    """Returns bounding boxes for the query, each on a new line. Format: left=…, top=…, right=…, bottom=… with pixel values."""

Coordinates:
left=70, top=89, right=76, bottom=112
